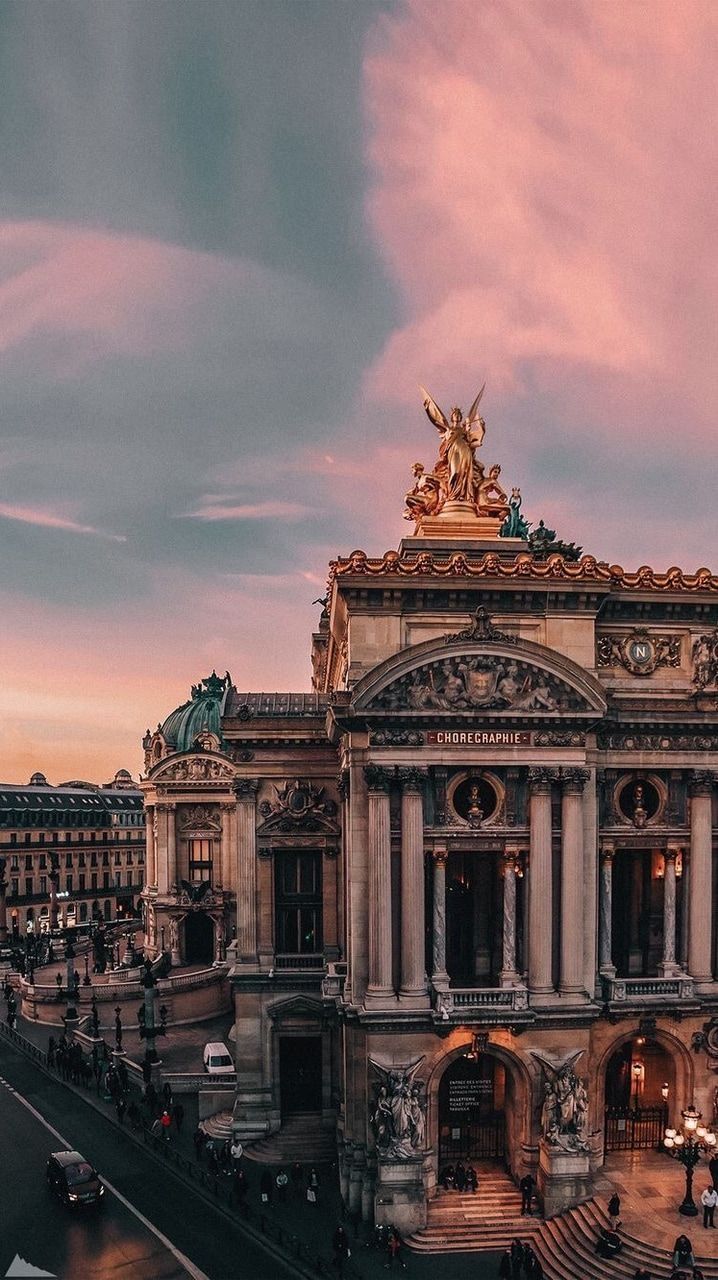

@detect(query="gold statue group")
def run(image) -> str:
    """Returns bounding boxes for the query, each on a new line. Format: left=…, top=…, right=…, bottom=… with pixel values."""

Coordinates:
left=404, top=386, right=515, bottom=527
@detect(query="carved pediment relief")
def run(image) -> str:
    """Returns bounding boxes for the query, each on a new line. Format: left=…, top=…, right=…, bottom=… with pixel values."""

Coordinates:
left=367, top=653, right=590, bottom=715
left=258, top=778, right=339, bottom=834
left=178, top=805, right=221, bottom=833
left=150, top=753, right=235, bottom=782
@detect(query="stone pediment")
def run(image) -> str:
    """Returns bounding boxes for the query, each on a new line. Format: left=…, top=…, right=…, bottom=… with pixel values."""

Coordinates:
left=149, top=752, right=235, bottom=782
left=352, top=633, right=607, bottom=719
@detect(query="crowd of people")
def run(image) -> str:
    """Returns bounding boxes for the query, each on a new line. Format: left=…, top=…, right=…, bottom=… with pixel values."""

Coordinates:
left=438, top=1159, right=479, bottom=1192
left=498, top=1239, right=543, bottom=1278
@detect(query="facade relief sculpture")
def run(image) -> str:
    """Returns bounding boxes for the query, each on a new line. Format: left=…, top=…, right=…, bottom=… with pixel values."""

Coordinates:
left=258, top=779, right=338, bottom=833
left=597, top=628, right=681, bottom=675
left=692, top=630, right=718, bottom=689
left=369, top=654, right=586, bottom=714
left=178, top=805, right=221, bottom=832
left=155, top=756, right=234, bottom=782
left=532, top=1051, right=590, bottom=1153
left=370, top=1058, right=427, bottom=1160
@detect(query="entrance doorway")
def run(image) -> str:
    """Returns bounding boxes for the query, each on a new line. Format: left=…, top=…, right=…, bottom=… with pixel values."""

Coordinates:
left=604, top=1037, right=672, bottom=1151
left=279, top=1036, right=323, bottom=1115
left=446, top=852, right=513, bottom=985
left=438, top=1053, right=506, bottom=1164
left=184, top=911, right=214, bottom=964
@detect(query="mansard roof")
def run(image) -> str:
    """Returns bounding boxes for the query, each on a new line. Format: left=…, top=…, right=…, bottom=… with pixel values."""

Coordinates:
left=224, top=692, right=330, bottom=718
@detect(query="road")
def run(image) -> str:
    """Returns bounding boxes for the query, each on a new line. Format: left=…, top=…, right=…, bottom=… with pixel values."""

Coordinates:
left=0, top=1038, right=296, bottom=1280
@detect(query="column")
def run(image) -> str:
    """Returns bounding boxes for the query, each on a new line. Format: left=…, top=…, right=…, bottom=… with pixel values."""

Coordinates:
left=688, top=771, right=714, bottom=985
left=218, top=802, right=235, bottom=892
left=0, top=857, right=7, bottom=946
left=560, top=768, right=589, bottom=1000
left=398, top=768, right=429, bottom=1005
left=154, top=803, right=170, bottom=896
left=660, top=845, right=680, bottom=976
left=582, top=766, right=599, bottom=997
left=431, top=845, right=449, bottom=990
left=528, top=768, right=555, bottom=1002
left=144, top=804, right=156, bottom=888
left=166, top=803, right=177, bottom=891
left=365, top=766, right=394, bottom=1006
left=500, top=846, right=520, bottom=987
left=598, top=842, right=615, bottom=976
left=234, top=779, right=259, bottom=965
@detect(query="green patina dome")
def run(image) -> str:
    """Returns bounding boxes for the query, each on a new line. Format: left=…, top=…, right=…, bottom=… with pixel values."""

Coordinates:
left=160, top=671, right=231, bottom=753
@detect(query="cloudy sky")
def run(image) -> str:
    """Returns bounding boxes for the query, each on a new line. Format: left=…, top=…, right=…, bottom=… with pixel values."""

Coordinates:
left=2, top=0, right=717, bottom=783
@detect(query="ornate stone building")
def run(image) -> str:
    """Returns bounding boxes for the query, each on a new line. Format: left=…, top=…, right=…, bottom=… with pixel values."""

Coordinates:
left=141, top=392, right=718, bottom=1232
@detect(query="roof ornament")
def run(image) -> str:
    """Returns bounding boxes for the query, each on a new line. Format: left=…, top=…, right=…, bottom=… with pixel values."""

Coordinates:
left=191, top=671, right=232, bottom=701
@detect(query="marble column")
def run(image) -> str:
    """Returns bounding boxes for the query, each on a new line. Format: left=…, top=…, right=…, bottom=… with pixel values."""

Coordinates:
left=660, top=845, right=680, bottom=976
left=365, top=766, right=394, bottom=1006
left=560, top=768, right=590, bottom=1000
left=528, top=768, right=555, bottom=1002
left=598, top=842, right=616, bottom=976
left=235, top=778, right=259, bottom=965
left=431, top=845, right=449, bottom=990
left=688, top=771, right=715, bottom=985
left=218, top=802, right=234, bottom=891
left=500, top=846, right=520, bottom=987
left=398, top=769, right=429, bottom=1005
left=144, top=804, right=156, bottom=888
left=155, top=804, right=170, bottom=894
left=166, top=803, right=177, bottom=891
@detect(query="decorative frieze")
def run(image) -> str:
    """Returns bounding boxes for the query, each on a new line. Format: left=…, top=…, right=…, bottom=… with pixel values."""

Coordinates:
left=597, top=730, right=718, bottom=751
left=596, top=628, right=681, bottom=675
left=369, top=729, right=425, bottom=746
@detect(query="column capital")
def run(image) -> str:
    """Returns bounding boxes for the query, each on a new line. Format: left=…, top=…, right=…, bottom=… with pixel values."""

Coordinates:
left=364, top=765, right=393, bottom=793
left=664, top=846, right=679, bottom=864
left=600, top=840, right=616, bottom=863
left=560, top=767, right=591, bottom=794
left=690, top=769, right=715, bottom=796
left=432, top=845, right=448, bottom=868
left=528, top=766, right=558, bottom=794
left=501, top=846, right=521, bottom=874
left=234, top=777, right=260, bottom=800
left=219, top=801, right=235, bottom=813
left=397, top=767, right=427, bottom=793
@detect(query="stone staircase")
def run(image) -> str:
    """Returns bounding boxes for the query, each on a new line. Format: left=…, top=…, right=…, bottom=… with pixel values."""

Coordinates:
left=244, top=1112, right=337, bottom=1165
left=409, top=1168, right=541, bottom=1253
left=199, top=1109, right=233, bottom=1142
left=409, top=1181, right=718, bottom=1279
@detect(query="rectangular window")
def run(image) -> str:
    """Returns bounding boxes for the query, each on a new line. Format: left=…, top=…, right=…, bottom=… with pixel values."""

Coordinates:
left=78, top=852, right=86, bottom=867
left=66, top=875, right=73, bottom=893
left=102, top=872, right=110, bottom=890
left=126, top=851, right=133, bottom=865
left=10, top=855, right=18, bottom=871
left=25, top=854, right=33, bottom=871
left=102, top=852, right=109, bottom=867
left=25, top=877, right=33, bottom=896
left=188, top=838, right=213, bottom=885
left=275, top=850, right=322, bottom=955
left=91, top=873, right=97, bottom=891
left=114, top=871, right=121, bottom=888
left=114, top=851, right=121, bottom=865
left=126, top=871, right=133, bottom=887
left=11, top=879, right=18, bottom=897
left=38, top=854, right=46, bottom=870
left=65, top=852, right=72, bottom=869
left=90, top=852, right=97, bottom=867
left=78, top=873, right=85, bottom=892
left=39, top=875, right=47, bottom=895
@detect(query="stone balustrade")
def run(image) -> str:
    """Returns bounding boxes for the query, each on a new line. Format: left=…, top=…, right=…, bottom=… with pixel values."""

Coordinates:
left=601, top=974, right=695, bottom=1003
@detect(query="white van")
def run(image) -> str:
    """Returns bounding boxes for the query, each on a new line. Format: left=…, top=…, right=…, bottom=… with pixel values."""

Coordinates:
left=203, top=1042, right=235, bottom=1076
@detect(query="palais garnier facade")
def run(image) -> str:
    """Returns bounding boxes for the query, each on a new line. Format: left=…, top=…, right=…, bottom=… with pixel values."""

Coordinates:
left=141, top=390, right=718, bottom=1232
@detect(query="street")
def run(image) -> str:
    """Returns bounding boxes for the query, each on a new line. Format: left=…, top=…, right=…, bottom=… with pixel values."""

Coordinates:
left=0, top=1038, right=296, bottom=1280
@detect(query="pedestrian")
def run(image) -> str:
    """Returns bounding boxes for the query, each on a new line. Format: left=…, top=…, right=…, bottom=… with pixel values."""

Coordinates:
left=230, top=1135, right=243, bottom=1169
left=608, top=1190, right=621, bottom=1230
left=520, top=1171, right=535, bottom=1215
left=145, top=1081, right=157, bottom=1114
left=440, top=1164, right=455, bottom=1190
left=498, top=1251, right=512, bottom=1280
left=332, top=1224, right=351, bottom=1273
left=306, top=1180, right=318, bottom=1207
left=260, top=1169, right=273, bottom=1205
left=672, top=1235, right=695, bottom=1270
left=47, top=1036, right=56, bottom=1068
left=276, top=1167, right=289, bottom=1203
left=193, top=1127, right=205, bottom=1160
left=384, top=1228, right=406, bottom=1271
left=701, top=1183, right=717, bottom=1228
left=454, top=1159, right=466, bottom=1192
left=160, top=1108, right=172, bottom=1141
left=595, top=1227, right=622, bottom=1258
left=128, top=1101, right=141, bottom=1131
left=115, top=1096, right=126, bottom=1125
left=117, top=1060, right=128, bottom=1093
left=632, top=1269, right=651, bottom=1280
left=233, top=1167, right=248, bottom=1204
left=208, top=1145, right=220, bottom=1178
left=510, top=1238, right=523, bottom=1280
left=172, top=1102, right=185, bottom=1133
left=162, top=1081, right=173, bottom=1110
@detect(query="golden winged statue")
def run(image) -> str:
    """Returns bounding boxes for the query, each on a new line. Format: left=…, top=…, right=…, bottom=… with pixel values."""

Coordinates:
left=419, top=384, right=486, bottom=504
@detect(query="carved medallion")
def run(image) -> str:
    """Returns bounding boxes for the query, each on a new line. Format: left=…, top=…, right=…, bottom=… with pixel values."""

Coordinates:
left=596, top=628, right=681, bottom=676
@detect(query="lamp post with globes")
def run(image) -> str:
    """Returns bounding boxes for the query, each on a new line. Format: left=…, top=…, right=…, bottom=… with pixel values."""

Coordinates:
left=664, top=1104, right=717, bottom=1216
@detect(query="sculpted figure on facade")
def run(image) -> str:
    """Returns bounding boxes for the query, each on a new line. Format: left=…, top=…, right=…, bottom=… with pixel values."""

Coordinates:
left=404, top=463, right=442, bottom=522
left=692, top=630, right=718, bottom=689
left=370, top=654, right=583, bottom=714
left=370, top=1058, right=427, bottom=1159
left=532, top=1051, right=590, bottom=1153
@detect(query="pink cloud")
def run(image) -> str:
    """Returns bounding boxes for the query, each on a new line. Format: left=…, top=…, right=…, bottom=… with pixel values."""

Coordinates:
left=183, top=498, right=309, bottom=522
left=363, top=2, right=718, bottom=446
left=0, top=500, right=126, bottom=540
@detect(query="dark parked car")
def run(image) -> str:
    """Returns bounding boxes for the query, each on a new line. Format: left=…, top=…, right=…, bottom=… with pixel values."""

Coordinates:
left=46, top=1151, right=105, bottom=1206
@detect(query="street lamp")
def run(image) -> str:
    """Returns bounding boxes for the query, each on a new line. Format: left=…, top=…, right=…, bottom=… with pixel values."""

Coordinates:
left=664, top=1104, right=717, bottom=1215
left=632, top=1061, right=643, bottom=1108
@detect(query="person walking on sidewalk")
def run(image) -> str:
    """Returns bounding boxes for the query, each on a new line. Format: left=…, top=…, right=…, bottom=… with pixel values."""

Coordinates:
left=276, top=1168, right=289, bottom=1203
left=291, top=1160, right=303, bottom=1198
left=384, top=1228, right=406, bottom=1271
left=332, top=1225, right=351, bottom=1274
left=608, top=1191, right=621, bottom=1230
left=701, top=1183, right=717, bottom=1228
left=230, top=1136, right=243, bottom=1172
left=520, top=1172, right=534, bottom=1215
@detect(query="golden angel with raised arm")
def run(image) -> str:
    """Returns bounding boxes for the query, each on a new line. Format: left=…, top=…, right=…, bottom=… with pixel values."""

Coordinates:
left=419, top=384, right=486, bottom=503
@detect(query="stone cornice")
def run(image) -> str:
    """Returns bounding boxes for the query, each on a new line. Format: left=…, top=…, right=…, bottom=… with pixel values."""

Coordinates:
left=330, top=550, right=718, bottom=594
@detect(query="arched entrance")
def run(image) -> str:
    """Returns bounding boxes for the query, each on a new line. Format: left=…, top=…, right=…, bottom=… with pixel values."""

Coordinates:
left=439, top=1051, right=506, bottom=1164
left=184, top=910, right=214, bottom=964
left=604, top=1035, right=673, bottom=1151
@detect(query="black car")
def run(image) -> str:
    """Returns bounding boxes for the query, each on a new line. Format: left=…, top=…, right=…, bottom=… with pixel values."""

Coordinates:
left=46, top=1151, right=105, bottom=1206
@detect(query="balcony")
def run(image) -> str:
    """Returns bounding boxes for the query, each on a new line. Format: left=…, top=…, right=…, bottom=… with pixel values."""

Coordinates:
left=601, top=974, right=695, bottom=1003
left=434, top=986, right=530, bottom=1017
left=274, top=953, right=325, bottom=972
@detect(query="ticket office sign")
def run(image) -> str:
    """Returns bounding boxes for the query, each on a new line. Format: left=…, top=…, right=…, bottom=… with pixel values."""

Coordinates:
left=427, top=730, right=532, bottom=746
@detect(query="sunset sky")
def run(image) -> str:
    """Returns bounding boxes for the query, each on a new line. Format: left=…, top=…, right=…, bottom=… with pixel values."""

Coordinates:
left=2, top=0, right=718, bottom=783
